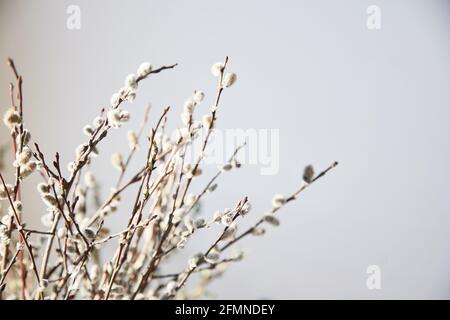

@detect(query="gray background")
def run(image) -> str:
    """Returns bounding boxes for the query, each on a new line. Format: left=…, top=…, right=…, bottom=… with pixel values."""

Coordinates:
left=0, top=0, right=449, bottom=299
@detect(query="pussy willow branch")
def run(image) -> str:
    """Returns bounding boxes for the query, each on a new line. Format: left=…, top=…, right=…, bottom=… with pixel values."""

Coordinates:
left=92, top=216, right=156, bottom=246
left=65, top=64, right=177, bottom=197
left=103, top=142, right=181, bottom=276
left=157, top=143, right=247, bottom=258
left=36, top=64, right=176, bottom=300
left=60, top=220, right=105, bottom=299
left=32, top=146, right=84, bottom=287
left=130, top=151, right=186, bottom=299
left=173, top=197, right=248, bottom=294
left=148, top=56, right=230, bottom=274
left=35, top=150, right=85, bottom=284
left=0, top=57, right=338, bottom=300
left=130, top=57, right=232, bottom=298
left=104, top=107, right=170, bottom=299
left=142, top=70, right=244, bottom=271
left=31, top=64, right=175, bottom=299
left=0, top=173, right=43, bottom=300
left=153, top=257, right=240, bottom=280
left=178, top=56, right=228, bottom=208
left=116, top=146, right=180, bottom=276
left=162, top=162, right=338, bottom=299
left=116, top=104, right=151, bottom=188
left=185, top=142, right=246, bottom=216
left=4, top=58, right=27, bottom=299
left=220, top=161, right=339, bottom=252
left=86, top=115, right=188, bottom=229
left=131, top=134, right=198, bottom=295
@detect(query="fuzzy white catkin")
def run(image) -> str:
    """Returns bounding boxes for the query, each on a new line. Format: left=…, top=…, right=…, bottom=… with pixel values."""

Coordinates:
left=205, top=252, right=220, bottom=264
left=84, top=172, right=96, bottom=188
left=137, top=62, right=152, bottom=78
left=67, top=161, right=76, bottom=173
left=264, top=213, right=280, bottom=226
left=212, top=211, right=223, bottom=222
left=181, top=112, right=191, bottom=127
left=83, top=125, right=93, bottom=136
left=184, top=99, right=195, bottom=114
left=19, top=161, right=36, bottom=179
left=125, top=74, right=138, bottom=89
left=193, top=91, right=205, bottom=104
left=75, top=143, right=88, bottom=159
left=241, top=202, right=251, bottom=215
left=271, top=194, right=286, bottom=209
left=111, top=152, right=124, bottom=172
left=303, top=165, right=315, bottom=184
left=221, top=224, right=237, bottom=240
left=202, top=114, right=213, bottom=129
left=208, top=183, right=218, bottom=192
left=233, top=250, right=245, bottom=261
left=3, top=107, right=21, bottom=129
left=41, top=194, right=58, bottom=209
left=37, top=182, right=50, bottom=195
left=184, top=193, right=197, bottom=207
left=184, top=217, right=195, bottom=233
left=188, top=255, right=201, bottom=269
left=223, top=72, right=237, bottom=87
left=119, top=110, right=130, bottom=122
left=83, top=228, right=96, bottom=240
left=221, top=163, right=232, bottom=171
left=166, top=281, right=177, bottom=294
left=172, top=127, right=189, bottom=142
left=47, top=177, right=56, bottom=186
left=90, top=265, right=101, bottom=282
left=126, top=90, right=136, bottom=102
left=35, top=160, right=44, bottom=171
left=194, top=218, right=206, bottom=229
left=41, top=212, right=54, bottom=228
left=1, top=215, right=11, bottom=229
left=173, top=208, right=186, bottom=219
left=110, top=93, right=121, bottom=108
left=15, top=147, right=32, bottom=167
left=118, top=87, right=127, bottom=96
left=108, top=108, right=131, bottom=128
left=93, top=116, right=104, bottom=128
left=107, top=109, right=121, bottom=128
left=211, top=62, right=224, bottom=77
left=177, top=238, right=187, bottom=249
left=127, top=130, right=138, bottom=149
left=251, top=227, right=266, bottom=236
left=17, top=130, right=31, bottom=146
left=56, top=227, right=66, bottom=239
left=221, top=214, right=233, bottom=227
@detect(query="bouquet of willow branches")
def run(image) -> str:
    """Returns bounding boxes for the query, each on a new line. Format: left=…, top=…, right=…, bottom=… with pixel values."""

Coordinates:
left=0, top=57, right=337, bottom=300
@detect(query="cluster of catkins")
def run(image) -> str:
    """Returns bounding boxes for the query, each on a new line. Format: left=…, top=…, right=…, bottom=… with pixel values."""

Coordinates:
left=0, top=57, right=334, bottom=300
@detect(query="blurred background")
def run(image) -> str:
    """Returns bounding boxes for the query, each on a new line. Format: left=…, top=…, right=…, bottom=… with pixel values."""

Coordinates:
left=0, top=0, right=449, bottom=299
